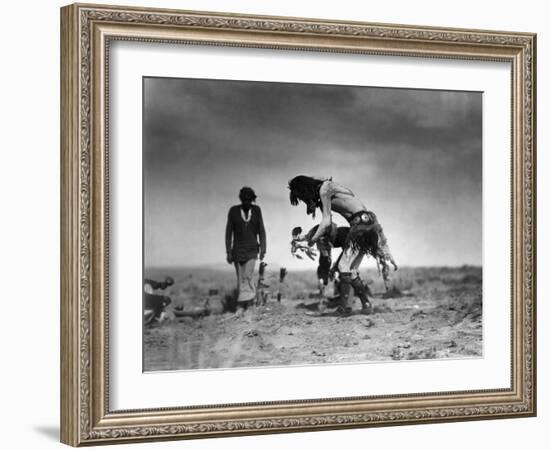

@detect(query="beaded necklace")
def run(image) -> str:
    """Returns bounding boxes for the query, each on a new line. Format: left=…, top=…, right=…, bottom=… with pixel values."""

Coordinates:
left=240, top=207, right=252, bottom=224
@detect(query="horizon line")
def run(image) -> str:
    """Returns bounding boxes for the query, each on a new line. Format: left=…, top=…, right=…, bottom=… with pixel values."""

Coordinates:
left=145, top=263, right=482, bottom=271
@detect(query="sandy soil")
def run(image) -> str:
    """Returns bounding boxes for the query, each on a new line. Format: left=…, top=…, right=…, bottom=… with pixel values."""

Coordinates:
left=143, top=266, right=482, bottom=371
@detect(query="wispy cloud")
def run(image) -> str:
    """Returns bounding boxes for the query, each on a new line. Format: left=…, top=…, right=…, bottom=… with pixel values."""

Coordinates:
left=144, top=77, right=482, bottom=268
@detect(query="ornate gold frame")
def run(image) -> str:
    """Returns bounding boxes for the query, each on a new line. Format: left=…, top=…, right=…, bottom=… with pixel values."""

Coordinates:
left=60, top=3, right=536, bottom=446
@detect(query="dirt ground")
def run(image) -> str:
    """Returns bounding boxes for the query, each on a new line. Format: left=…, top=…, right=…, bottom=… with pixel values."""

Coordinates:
left=143, top=266, right=482, bottom=371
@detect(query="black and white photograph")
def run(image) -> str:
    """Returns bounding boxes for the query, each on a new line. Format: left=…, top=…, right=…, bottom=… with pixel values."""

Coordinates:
left=142, top=76, right=483, bottom=372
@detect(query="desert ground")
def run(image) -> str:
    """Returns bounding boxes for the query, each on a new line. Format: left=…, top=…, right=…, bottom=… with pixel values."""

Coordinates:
left=143, top=265, right=482, bottom=371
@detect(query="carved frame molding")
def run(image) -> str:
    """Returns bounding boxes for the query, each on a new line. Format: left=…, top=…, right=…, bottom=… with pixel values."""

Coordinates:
left=61, top=3, right=536, bottom=446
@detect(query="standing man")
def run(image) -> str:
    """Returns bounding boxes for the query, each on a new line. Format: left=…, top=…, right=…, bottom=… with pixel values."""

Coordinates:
left=225, top=187, right=267, bottom=309
left=288, top=175, right=397, bottom=315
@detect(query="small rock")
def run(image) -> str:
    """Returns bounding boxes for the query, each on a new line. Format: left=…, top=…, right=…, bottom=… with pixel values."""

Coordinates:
left=373, top=304, right=393, bottom=314
left=391, top=346, right=405, bottom=360
left=363, top=318, right=375, bottom=328
left=410, top=310, right=427, bottom=321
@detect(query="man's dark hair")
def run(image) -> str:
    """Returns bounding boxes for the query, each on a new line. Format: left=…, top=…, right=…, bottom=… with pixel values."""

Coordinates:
left=239, top=186, right=257, bottom=202
left=347, top=224, right=381, bottom=256
left=288, top=175, right=324, bottom=217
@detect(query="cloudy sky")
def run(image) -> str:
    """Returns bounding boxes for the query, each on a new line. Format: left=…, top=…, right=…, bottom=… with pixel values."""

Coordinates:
left=143, top=77, right=482, bottom=270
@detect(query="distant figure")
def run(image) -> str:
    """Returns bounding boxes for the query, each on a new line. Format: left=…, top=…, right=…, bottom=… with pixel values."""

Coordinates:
left=289, top=175, right=397, bottom=315
left=292, top=223, right=348, bottom=288
left=277, top=267, right=288, bottom=302
left=225, top=187, right=267, bottom=309
left=144, top=276, right=174, bottom=326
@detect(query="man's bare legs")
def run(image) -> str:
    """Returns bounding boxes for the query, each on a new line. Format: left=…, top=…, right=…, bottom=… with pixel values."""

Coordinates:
left=337, top=247, right=372, bottom=315
left=351, top=276, right=373, bottom=314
